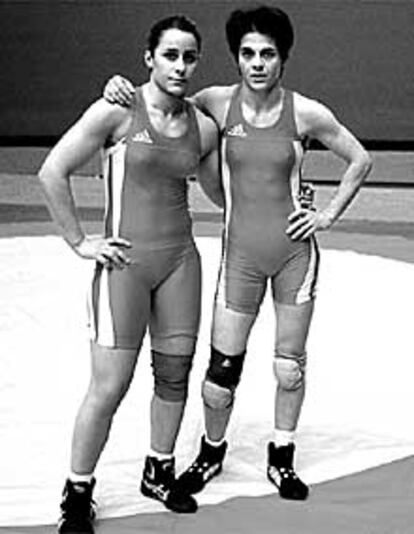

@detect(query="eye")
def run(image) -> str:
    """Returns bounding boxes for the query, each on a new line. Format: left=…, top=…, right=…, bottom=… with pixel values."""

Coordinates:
left=240, top=48, right=254, bottom=60
left=183, top=51, right=198, bottom=64
left=261, top=49, right=277, bottom=60
left=163, top=51, right=179, bottom=61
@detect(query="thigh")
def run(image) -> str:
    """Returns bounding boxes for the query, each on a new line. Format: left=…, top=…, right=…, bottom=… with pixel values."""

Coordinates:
left=89, top=342, right=139, bottom=396
left=215, top=241, right=267, bottom=315
left=212, top=243, right=268, bottom=354
left=88, top=263, right=150, bottom=350
left=274, top=300, right=314, bottom=355
left=211, top=301, right=258, bottom=354
left=272, top=236, right=319, bottom=305
left=149, top=243, right=201, bottom=355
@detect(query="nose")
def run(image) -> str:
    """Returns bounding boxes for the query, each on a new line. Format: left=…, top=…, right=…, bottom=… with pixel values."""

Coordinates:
left=175, top=56, right=186, bottom=74
left=251, top=53, right=264, bottom=70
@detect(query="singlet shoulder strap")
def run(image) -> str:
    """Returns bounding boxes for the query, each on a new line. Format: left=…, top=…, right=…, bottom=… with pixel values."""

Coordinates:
left=132, top=86, right=148, bottom=126
left=221, top=84, right=241, bottom=131
left=282, top=89, right=301, bottom=140
left=120, top=85, right=146, bottom=143
left=185, top=100, right=202, bottom=155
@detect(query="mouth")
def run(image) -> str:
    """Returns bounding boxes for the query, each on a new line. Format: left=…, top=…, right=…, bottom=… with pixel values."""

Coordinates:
left=250, top=75, right=267, bottom=82
left=169, top=78, right=187, bottom=85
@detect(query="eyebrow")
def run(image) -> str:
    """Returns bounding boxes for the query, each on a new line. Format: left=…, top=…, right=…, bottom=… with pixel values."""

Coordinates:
left=240, top=46, right=277, bottom=53
left=161, top=46, right=198, bottom=52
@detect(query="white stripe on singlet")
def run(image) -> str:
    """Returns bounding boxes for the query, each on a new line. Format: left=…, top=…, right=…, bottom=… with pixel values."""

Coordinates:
left=296, top=236, right=318, bottom=304
left=215, top=94, right=234, bottom=306
left=96, top=266, right=115, bottom=346
left=102, top=139, right=127, bottom=237
left=91, top=141, right=128, bottom=346
left=290, top=140, right=305, bottom=211
left=289, top=139, right=318, bottom=304
left=86, top=274, right=96, bottom=341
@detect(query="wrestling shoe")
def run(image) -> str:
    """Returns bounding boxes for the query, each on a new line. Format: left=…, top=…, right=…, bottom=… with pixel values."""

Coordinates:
left=58, top=478, right=96, bottom=533
left=176, top=435, right=227, bottom=494
left=267, top=442, right=309, bottom=500
left=140, top=455, right=197, bottom=513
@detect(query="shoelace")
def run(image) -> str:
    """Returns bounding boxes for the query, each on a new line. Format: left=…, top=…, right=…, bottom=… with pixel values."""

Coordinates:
left=277, top=466, right=298, bottom=480
left=187, top=452, right=214, bottom=473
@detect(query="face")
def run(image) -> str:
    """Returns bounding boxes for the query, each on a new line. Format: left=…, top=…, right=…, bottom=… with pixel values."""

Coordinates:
left=145, top=28, right=199, bottom=97
left=238, top=32, right=283, bottom=92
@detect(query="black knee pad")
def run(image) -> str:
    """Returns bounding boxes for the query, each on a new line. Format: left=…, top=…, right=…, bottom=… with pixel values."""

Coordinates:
left=206, top=346, right=246, bottom=389
left=151, top=350, right=194, bottom=402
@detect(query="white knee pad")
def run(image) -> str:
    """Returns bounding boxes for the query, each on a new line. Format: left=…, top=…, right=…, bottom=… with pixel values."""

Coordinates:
left=202, top=379, right=234, bottom=410
left=273, top=352, right=307, bottom=390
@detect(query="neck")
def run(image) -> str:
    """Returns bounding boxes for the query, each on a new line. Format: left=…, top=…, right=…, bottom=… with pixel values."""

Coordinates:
left=240, top=81, right=283, bottom=111
left=143, top=80, right=185, bottom=116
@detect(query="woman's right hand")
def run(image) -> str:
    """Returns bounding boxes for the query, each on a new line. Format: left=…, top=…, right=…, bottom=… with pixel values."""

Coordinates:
left=103, top=75, right=135, bottom=107
left=73, top=235, right=132, bottom=269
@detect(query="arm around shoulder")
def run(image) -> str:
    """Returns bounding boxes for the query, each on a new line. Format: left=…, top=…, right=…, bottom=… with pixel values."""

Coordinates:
left=194, top=109, right=225, bottom=209
left=191, top=85, right=237, bottom=126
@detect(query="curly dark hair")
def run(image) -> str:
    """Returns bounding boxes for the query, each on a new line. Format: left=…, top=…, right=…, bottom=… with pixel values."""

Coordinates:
left=225, top=6, right=294, bottom=63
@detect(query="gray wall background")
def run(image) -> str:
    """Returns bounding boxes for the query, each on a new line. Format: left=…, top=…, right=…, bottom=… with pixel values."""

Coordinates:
left=1, top=0, right=413, bottom=142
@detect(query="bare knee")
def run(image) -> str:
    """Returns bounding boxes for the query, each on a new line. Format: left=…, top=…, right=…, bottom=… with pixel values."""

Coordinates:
left=87, top=377, right=130, bottom=415
left=86, top=344, right=137, bottom=415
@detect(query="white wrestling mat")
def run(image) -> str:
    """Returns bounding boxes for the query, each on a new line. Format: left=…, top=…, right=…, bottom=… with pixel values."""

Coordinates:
left=1, top=236, right=414, bottom=526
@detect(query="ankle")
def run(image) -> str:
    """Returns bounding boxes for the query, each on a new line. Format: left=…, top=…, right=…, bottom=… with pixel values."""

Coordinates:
left=204, top=434, right=226, bottom=448
left=273, top=429, right=295, bottom=448
left=148, top=448, right=174, bottom=462
left=68, top=471, right=95, bottom=485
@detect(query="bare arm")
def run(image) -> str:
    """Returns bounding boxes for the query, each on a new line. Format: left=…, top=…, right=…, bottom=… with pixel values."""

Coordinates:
left=287, top=95, right=372, bottom=240
left=101, top=74, right=213, bottom=111
left=102, top=75, right=236, bottom=130
left=38, top=99, right=132, bottom=266
left=195, top=109, right=225, bottom=208
left=191, top=85, right=236, bottom=128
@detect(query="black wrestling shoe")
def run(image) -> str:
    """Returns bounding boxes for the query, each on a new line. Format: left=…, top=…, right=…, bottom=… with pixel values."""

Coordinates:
left=140, top=455, right=197, bottom=513
left=58, top=478, right=96, bottom=533
left=267, top=442, right=309, bottom=500
left=176, top=435, right=227, bottom=494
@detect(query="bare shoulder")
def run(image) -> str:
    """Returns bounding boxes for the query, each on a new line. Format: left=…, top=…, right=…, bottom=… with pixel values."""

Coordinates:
left=82, top=98, right=130, bottom=125
left=195, top=84, right=237, bottom=102
left=82, top=98, right=132, bottom=140
left=192, top=84, right=238, bottom=124
left=39, top=98, right=133, bottom=175
left=292, top=91, right=338, bottom=137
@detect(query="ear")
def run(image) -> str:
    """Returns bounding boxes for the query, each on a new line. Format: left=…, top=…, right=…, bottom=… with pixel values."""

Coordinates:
left=144, top=50, right=153, bottom=69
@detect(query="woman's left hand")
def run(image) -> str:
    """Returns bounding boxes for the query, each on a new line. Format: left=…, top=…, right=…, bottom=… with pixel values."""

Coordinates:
left=286, top=208, right=332, bottom=240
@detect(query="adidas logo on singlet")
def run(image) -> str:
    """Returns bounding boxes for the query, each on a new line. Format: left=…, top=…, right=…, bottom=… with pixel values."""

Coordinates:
left=132, top=129, right=154, bottom=144
left=226, top=123, right=247, bottom=138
